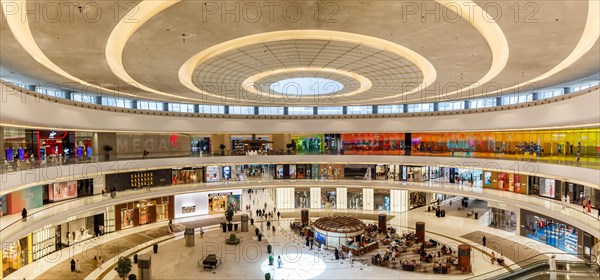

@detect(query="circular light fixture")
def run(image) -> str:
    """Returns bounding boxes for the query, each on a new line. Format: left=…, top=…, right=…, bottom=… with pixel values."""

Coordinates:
left=270, top=78, right=344, bottom=96
left=242, top=67, right=373, bottom=100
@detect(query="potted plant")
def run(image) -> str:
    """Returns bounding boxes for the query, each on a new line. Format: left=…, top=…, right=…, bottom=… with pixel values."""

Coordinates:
left=153, top=243, right=158, bottom=254
left=219, top=144, right=226, bottom=155
left=265, top=272, right=271, bottom=280
left=268, top=255, right=274, bottom=265
left=225, top=206, right=234, bottom=231
left=258, top=233, right=262, bottom=241
left=128, top=274, right=137, bottom=280
left=104, top=145, right=113, bottom=161
left=267, top=244, right=272, bottom=254
left=255, top=228, right=260, bottom=236
left=133, top=254, right=138, bottom=264
left=114, top=257, right=132, bottom=280
left=221, top=222, right=227, bottom=233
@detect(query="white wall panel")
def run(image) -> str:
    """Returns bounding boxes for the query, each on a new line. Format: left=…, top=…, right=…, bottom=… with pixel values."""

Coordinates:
left=363, top=188, right=374, bottom=211
left=336, top=187, right=347, bottom=210
left=174, top=192, right=209, bottom=219
left=310, top=187, right=321, bottom=209
left=276, top=187, right=294, bottom=209
left=391, top=189, right=409, bottom=212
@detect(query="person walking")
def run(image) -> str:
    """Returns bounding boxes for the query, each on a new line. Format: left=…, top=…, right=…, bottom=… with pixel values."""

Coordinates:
left=266, top=220, right=271, bottom=230
left=587, top=199, right=592, bottom=213
left=482, top=235, right=487, bottom=247
left=277, top=211, right=281, bottom=220
left=200, top=227, right=205, bottom=238
left=310, top=237, right=314, bottom=250
left=264, top=202, right=267, bottom=209
left=272, top=226, right=276, bottom=235
left=93, top=256, right=98, bottom=269
left=98, top=256, right=103, bottom=270
left=70, top=259, right=76, bottom=272
left=583, top=198, right=587, bottom=213
left=277, top=256, right=283, bottom=268
left=75, top=260, right=81, bottom=273
left=21, top=207, right=27, bottom=221
left=549, top=254, right=557, bottom=280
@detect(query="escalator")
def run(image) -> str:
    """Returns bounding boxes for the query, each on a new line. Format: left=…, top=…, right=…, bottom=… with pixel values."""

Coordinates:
left=468, top=253, right=599, bottom=280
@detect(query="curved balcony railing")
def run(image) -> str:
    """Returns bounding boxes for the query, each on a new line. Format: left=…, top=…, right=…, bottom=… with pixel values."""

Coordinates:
left=2, top=147, right=598, bottom=175
left=1, top=78, right=598, bottom=118
left=2, top=178, right=599, bottom=242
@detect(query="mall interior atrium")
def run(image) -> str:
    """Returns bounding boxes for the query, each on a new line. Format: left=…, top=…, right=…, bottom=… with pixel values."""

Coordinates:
left=0, top=0, right=599, bottom=279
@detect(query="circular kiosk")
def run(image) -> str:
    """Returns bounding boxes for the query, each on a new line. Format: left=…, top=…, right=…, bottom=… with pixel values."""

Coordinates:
left=312, top=216, right=365, bottom=250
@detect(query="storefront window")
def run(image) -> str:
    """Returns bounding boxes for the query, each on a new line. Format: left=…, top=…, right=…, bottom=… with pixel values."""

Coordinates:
left=522, top=210, right=579, bottom=255
left=374, top=190, right=390, bottom=211
left=348, top=190, right=363, bottom=209
left=295, top=188, right=310, bottom=208
left=321, top=189, right=336, bottom=209
left=172, top=168, right=203, bottom=185
left=121, top=209, right=134, bottom=229
left=489, top=208, right=517, bottom=233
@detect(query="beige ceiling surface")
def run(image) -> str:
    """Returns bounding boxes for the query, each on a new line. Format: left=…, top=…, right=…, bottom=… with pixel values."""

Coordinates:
left=0, top=0, right=598, bottom=106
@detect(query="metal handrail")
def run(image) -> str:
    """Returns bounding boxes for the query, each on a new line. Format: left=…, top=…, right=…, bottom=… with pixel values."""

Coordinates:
left=467, top=252, right=599, bottom=280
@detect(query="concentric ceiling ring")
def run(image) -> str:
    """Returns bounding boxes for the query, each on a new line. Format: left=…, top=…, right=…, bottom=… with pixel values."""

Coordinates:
left=179, top=30, right=436, bottom=103
left=241, top=67, right=373, bottom=99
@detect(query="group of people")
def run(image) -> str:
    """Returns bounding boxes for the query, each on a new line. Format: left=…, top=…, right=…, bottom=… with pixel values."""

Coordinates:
left=490, top=251, right=505, bottom=265
left=69, top=255, right=104, bottom=273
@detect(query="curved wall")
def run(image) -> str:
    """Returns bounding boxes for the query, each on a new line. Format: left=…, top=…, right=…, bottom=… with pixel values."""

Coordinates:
left=1, top=155, right=598, bottom=195
left=1, top=83, right=599, bottom=133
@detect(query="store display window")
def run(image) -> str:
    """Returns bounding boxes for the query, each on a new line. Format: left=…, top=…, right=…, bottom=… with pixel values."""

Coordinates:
left=2, top=236, right=30, bottom=277
left=522, top=210, right=580, bottom=255
left=121, top=209, right=135, bottom=229
left=374, top=190, right=390, bottom=211
left=46, top=181, right=78, bottom=202
left=295, top=188, right=310, bottom=208
left=289, top=165, right=296, bottom=179
left=539, top=178, right=556, bottom=198
left=489, top=208, right=517, bottom=233
left=208, top=192, right=240, bottom=214
left=348, top=190, right=363, bottom=209
left=172, top=168, right=203, bottom=185
left=321, top=189, right=336, bottom=209
left=205, top=166, right=221, bottom=182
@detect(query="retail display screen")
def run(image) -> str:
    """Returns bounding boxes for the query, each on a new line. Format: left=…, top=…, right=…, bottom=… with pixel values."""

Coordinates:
left=315, top=232, right=326, bottom=245
left=484, top=172, right=492, bottom=185
left=48, top=181, right=78, bottom=202
left=205, top=166, right=221, bottom=182
left=539, top=178, right=556, bottom=198
left=222, top=166, right=231, bottom=180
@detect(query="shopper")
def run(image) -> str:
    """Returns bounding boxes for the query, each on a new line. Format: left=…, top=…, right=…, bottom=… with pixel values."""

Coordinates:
left=549, top=255, right=557, bottom=273
left=277, top=256, right=283, bottom=268
left=92, top=256, right=98, bottom=269
left=75, top=260, right=81, bottom=272
left=583, top=198, right=587, bottom=213
left=587, top=200, right=592, bottom=213
left=98, top=256, right=103, bottom=270
left=277, top=211, right=281, bottom=220
left=267, top=220, right=271, bottom=230
left=21, top=207, right=27, bottom=221
left=272, top=226, right=276, bottom=235
left=482, top=236, right=487, bottom=247
left=200, top=227, right=205, bottom=238
left=70, top=259, right=76, bottom=272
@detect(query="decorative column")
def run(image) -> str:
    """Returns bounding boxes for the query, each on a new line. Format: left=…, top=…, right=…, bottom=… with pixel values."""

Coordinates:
left=241, top=214, right=249, bottom=232
left=378, top=214, right=387, bottom=233
left=138, top=254, right=151, bottom=280
left=458, top=244, right=472, bottom=272
left=301, top=209, right=309, bottom=226
left=416, top=222, right=425, bottom=243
